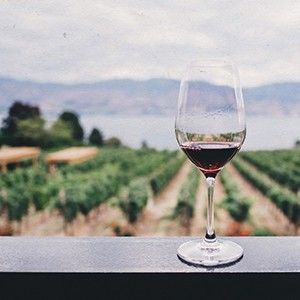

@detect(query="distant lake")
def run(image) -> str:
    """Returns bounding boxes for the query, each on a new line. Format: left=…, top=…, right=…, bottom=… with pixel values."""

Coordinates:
left=80, top=115, right=300, bottom=151
left=0, top=113, right=299, bottom=151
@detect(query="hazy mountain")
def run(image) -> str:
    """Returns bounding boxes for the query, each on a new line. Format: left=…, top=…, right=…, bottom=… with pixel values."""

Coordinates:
left=244, top=83, right=300, bottom=115
left=0, top=77, right=299, bottom=117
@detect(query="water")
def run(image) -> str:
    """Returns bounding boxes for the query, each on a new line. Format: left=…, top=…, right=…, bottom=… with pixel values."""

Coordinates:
left=0, top=112, right=299, bottom=150
left=80, top=114, right=300, bottom=151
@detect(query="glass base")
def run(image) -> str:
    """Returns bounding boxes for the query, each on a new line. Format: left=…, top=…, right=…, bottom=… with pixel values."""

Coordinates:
left=177, top=239, right=243, bottom=266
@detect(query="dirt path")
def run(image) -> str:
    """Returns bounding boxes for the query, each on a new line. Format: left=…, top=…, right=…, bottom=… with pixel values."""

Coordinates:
left=134, top=161, right=192, bottom=236
left=18, top=200, right=128, bottom=236
left=227, top=163, right=295, bottom=235
left=19, top=209, right=64, bottom=236
left=74, top=203, right=128, bottom=236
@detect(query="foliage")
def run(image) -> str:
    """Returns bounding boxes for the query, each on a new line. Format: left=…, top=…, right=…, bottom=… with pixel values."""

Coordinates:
left=1, top=101, right=40, bottom=136
left=1, top=101, right=43, bottom=146
left=56, top=149, right=177, bottom=223
left=89, top=128, right=104, bottom=146
left=47, top=119, right=74, bottom=147
left=0, top=148, right=181, bottom=226
left=173, top=167, right=200, bottom=220
left=52, top=165, right=124, bottom=222
left=0, top=166, right=50, bottom=218
left=6, top=184, right=31, bottom=221
left=119, top=178, right=149, bottom=223
left=1, top=143, right=300, bottom=236
left=118, top=150, right=178, bottom=223
left=105, top=137, right=122, bottom=148
left=253, top=228, right=274, bottom=236
left=220, top=169, right=252, bottom=223
left=0, top=102, right=85, bottom=148
left=233, top=157, right=300, bottom=224
left=58, top=111, right=84, bottom=142
left=14, top=117, right=47, bottom=146
left=141, top=140, right=148, bottom=149
left=240, top=150, right=300, bottom=193
left=150, top=154, right=185, bottom=195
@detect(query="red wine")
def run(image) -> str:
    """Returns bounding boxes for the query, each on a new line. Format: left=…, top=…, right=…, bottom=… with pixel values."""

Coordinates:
left=180, top=142, right=240, bottom=177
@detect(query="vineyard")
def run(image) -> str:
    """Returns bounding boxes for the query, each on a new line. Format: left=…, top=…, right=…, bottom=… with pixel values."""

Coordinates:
left=0, top=147, right=299, bottom=236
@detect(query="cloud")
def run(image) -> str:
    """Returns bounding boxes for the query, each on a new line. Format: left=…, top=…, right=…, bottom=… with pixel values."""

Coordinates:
left=0, top=0, right=299, bottom=86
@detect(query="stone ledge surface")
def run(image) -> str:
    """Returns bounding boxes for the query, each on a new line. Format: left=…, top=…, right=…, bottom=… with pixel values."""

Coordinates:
left=0, top=236, right=299, bottom=273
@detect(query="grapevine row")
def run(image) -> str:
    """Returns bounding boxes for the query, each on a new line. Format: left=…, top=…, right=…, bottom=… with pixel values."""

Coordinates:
left=220, top=168, right=252, bottom=223
left=232, top=157, right=300, bottom=224
left=150, top=154, right=186, bottom=195
left=120, top=154, right=186, bottom=223
left=173, top=167, right=200, bottom=221
left=51, top=150, right=179, bottom=223
left=240, top=151, right=300, bottom=193
left=0, top=149, right=178, bottom=225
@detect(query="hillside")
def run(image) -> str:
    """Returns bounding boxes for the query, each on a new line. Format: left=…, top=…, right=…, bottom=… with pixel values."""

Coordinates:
left=0, top=77, right=299, bottom=116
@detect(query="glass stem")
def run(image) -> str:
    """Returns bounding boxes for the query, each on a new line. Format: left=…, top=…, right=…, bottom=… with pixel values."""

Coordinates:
left=205, top=177, right=216, bottom=242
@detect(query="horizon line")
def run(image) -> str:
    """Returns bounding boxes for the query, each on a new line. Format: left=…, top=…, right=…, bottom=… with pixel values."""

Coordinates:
left=0, top=75, right=299, bottom=89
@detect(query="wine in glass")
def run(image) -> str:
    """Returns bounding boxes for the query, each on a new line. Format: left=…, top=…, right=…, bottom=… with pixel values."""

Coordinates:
left=175, top=60, right=246, bottom=266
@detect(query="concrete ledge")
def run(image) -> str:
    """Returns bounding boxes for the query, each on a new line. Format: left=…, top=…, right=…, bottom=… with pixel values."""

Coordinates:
left=0, top=237, right=299, bottom=298
left=0, top=236, right=299, bottom=273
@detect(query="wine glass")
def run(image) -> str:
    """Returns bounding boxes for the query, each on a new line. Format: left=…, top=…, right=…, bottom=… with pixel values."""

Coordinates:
left=175, top=59, right=246, bottom=266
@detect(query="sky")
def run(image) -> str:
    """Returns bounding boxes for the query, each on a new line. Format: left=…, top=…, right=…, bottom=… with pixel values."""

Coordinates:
left=0, top=0, right=299, bottom=87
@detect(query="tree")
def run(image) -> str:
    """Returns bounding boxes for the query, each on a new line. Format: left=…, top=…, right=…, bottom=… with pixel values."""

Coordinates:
left=1, top=101, right=40, bottom=135
left=105, top=137, right=122, bottom=148
left=88, top=128, right=104, bottom=146
left=1, top=101, right=43, bottom=146
left=14, top=117, right=46, bottom=146
left=47, top=119, right=74, bottom=147
left=58, top=111, right=84, bottom=142
left=141, top=140, right=148, bottom=149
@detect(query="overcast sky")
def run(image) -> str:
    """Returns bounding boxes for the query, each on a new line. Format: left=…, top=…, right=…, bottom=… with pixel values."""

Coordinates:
left=0, top=0, right=299, bottom=87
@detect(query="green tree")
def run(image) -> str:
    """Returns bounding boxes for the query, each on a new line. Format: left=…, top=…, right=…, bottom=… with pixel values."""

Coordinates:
left=88, top=128, right=104, bottom=146
left=105, top=137, right=122, bottom=148
left=1, top=101, right=42, bottom=145
left=141, top=140, right=148, bottom=149
left=47, top=119, right=74, bottom=147
left=58, top=112, right=84, bottom=142
left=14, top=117, right=46, bottom=146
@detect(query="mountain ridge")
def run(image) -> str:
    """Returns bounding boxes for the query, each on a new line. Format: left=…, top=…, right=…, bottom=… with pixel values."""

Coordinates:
left=0, top=77, right=299, bottom=117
